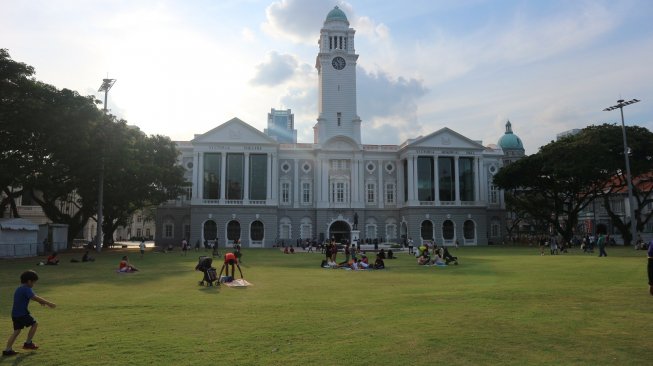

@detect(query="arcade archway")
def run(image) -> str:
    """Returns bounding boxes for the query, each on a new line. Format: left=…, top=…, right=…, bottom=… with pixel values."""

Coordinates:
left=328, top=221, right=351, bottom=243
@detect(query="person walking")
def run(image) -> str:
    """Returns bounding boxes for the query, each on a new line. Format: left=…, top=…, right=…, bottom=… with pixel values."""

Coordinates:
left=139, top=239, right=146, bottom=258
left=597, top=233, right=607, bottom=257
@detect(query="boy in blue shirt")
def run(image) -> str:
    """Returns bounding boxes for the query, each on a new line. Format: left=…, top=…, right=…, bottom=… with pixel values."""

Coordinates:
left=3, top=270, right=56, bottom=357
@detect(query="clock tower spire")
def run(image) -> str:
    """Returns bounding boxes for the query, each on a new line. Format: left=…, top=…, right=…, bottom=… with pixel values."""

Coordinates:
left=314, top=6, right=361, bottom=146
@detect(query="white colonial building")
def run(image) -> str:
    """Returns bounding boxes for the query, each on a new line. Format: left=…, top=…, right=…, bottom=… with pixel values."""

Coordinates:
left=155, top=7, right=510, bottom=248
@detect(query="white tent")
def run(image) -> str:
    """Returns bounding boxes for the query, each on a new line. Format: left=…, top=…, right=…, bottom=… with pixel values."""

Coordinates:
left=0, top=218, right=39, bottom=258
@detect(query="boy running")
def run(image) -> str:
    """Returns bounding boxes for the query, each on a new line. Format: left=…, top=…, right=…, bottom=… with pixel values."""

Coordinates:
left=3, top=270, right=56, bottom=357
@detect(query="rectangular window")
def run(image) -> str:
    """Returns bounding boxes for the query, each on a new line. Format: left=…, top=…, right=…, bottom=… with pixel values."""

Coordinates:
left=164, top=224, right=173, bottom=238
left=302, top=182, right=311, bottom=204
left=367, top=183, right=375, bottom=204
left=249, top=154, right=267, bottom=200
left=145, top=229, right=151, bottom=238
left=281, top=182, right=290, bottom=204
left=386, top=183, right=395, bottom=204
left=185, top=185, right=192, bottom=201
left=336, top=182, right=345, bottom=203
left=337, top=112, right=341, bottom=126
left=417, top=156, right=435, bottom=201
left=136, top=229, right=142, bottom=238
left=438, top=157, right=455, bottom=201
left=226, top=153, right=244, bottom=200
left=184, top=224, right=191, bottom=240
left=459, top=157, right=474, bottom=201
left=203, top=153, right=221, bottom=199
left=137, top=215, right=142, bottom=223
left=489, top=183, right=499, bottom=204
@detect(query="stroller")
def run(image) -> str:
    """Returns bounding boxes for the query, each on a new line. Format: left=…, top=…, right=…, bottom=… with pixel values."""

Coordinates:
left=195, top=256, right=218, bottom=286
left=442, top=248, right=458, bottom=265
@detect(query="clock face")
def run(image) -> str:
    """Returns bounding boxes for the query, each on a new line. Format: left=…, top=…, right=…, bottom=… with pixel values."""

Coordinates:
left=332, top=56, right=346, bottom=70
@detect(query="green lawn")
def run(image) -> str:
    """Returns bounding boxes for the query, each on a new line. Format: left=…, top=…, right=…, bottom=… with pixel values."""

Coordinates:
left=0, top=246, right=651, bottom=365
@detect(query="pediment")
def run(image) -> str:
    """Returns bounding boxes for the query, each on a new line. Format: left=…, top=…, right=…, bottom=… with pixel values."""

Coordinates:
left=192, top=118, right=278, bottom=145
left=405, top=127, right=484, bottom=150
left=322, top=135, right=361, bottom=152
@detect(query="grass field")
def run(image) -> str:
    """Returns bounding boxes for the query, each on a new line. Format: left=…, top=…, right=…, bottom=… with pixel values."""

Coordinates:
left=0, top=246, right=651, bottom=366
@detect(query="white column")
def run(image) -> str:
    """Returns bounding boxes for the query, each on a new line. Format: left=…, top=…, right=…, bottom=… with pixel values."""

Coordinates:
left=433, top=156, right=439, bottom=205
left=351, top=159, right=359, bottom=203
left=322, top=159, right=329, bottom=205
left=220, top=153, right=227, bottom=202
left=454, top=156, right=460, bottom=204
left=271, top=153, right=278, bottom=202
left=293, top=159, right=299, bottom=208
left=197, top=152, right=204, bottom=201
left=377, top=159, right=384, bottom=209
left=406, top=155, right=414, bottom=203
left=244, top=153, right=250, bottom=202
left=412, top=156, right=419, bottom=202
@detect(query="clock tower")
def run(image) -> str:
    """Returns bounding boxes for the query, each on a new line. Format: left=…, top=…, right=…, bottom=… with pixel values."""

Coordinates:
left=314, top=6, right=361, bottom=146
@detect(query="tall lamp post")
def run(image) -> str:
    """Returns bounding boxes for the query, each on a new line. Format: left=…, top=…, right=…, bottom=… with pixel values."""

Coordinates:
left=603, top=98, right=640, bottom=245
left=96, top=78, right=116, bottom=252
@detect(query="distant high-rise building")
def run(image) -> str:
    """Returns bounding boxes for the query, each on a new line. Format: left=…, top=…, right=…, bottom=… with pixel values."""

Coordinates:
left=556, top=128, right=581, bottom=140
left=265, top=108, right=297, bottom=143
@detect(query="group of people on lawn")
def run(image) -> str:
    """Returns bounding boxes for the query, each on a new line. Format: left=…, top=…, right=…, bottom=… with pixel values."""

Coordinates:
left=416, top=242, right=458, bottom=266
left=321, top=241, right=392, bottom=270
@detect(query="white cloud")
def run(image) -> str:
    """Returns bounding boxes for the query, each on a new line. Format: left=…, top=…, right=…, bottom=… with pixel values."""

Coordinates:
left=250, top=52, right=300, bottom=86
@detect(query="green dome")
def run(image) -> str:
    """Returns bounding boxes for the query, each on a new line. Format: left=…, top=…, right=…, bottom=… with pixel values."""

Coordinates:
left=498, top=120, right=524, bottom=150
left=326, top=6, right=348, bottom=22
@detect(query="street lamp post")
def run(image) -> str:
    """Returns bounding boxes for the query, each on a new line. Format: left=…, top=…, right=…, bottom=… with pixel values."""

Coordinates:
left=96, top=78, right=116, bottom=252
left=603, top=98, right=640, bottom=245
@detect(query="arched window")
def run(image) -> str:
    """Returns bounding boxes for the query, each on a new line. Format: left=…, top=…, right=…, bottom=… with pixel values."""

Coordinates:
left=385, top=219, right=397, bottom=241
left=442, top=220, right=454, bottom=240
left=250, top=220, right=264, bottom=241
left=421, top=220, right=434, bottom=240
left=300, top=217, right=312, bottom=239
left=203, top=220, right=217, bottom=241
left=365, top=218, right=377, bottom=240
left=227, top=220, right=241, bottom=242
left=279, top=217, right=292, bottom=240
left=464, top=220, right=475, bottom=240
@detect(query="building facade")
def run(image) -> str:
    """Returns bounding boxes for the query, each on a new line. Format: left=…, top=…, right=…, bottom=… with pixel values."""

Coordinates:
left=155, top=7, right=510, bottom=248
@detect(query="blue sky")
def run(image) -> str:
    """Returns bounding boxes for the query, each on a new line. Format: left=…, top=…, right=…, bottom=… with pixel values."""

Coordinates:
left=1, top=0, right=652, bottom=154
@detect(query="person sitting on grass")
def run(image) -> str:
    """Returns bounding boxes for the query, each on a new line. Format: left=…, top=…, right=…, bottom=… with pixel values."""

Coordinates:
left=45, top=252, right=59, bottom=265
left=387, top=250, right=396, bottom=259
left=357, top=258, right=369, bottom=270
left=417, top=251, right=431, bottom=265
left=373, top=254, right=385, bottom=269
left=442, top=247, right=458, bottom=265
left=432, top=248, right=447, bottom=266
left=118, top=256, right=139, bottom=272
left=82, top=251, right=95, bottom=262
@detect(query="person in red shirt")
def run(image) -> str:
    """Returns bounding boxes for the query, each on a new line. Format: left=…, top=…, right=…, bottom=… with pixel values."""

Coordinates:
left=217, top=252, right=243, bottom=283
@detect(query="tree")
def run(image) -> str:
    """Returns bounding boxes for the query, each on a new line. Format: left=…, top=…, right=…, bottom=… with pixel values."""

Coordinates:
left=1, top=49, right=185, bottom=247
left=573, top=125, right=653, bottom=244
left=98, top=125, right=185, bottom=247
left=494, top=124, right=653, bottom=245
left=494, top=128, right=612, bottom=243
